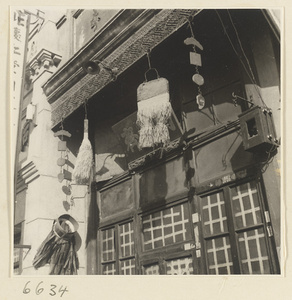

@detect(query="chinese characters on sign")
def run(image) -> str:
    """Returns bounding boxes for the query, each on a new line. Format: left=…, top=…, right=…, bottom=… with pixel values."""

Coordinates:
left=11, top=9, right=29, bottom=158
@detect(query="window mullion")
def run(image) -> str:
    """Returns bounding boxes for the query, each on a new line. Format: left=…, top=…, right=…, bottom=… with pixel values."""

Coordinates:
left=115, top=224, right=119, bottom=274
left=223, top=186, right=241, bottom=274
left=256, top=179, right=280, bottom=274
left=197, top=194, right=209, bottom=274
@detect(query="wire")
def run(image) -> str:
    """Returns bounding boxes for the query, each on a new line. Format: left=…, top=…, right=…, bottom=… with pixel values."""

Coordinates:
left=215, top=10, right=268, bottom=108
left=227, top=10, right=268, bottom=109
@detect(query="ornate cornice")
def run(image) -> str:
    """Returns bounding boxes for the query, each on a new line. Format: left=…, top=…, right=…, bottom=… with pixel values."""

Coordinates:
left=48, top=9, right=201, bottom=129
left=26, top=49, right=62, bottom=84
left=43, top=9, right=158, bottom=103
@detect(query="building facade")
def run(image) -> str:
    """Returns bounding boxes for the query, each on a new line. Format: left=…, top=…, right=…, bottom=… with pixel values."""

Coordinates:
left=14, top=8, right=281, bottom=275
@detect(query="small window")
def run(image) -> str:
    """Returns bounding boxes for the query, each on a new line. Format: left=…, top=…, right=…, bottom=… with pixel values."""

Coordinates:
left=100, top=221, right=136, bottom=275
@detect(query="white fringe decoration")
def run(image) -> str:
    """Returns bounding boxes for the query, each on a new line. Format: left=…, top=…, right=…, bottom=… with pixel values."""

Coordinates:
left=72, top=119, right=93, bottom=184
left=137, top=93, right=171, bottom=148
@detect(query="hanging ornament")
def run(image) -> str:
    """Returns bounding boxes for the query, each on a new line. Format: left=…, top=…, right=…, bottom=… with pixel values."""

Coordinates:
left=72, top=100, right=93, bottom=184
left=137, top=50, right=172, bottom=148
left=54, top=120, right=73, bottom=196
left=196, top=94, right=206, bottom=110
left=32, top=214, right=80, bottom=275
left=192, top=74, right=204, bottom=86
left=184, top=16, right=205, bottom=110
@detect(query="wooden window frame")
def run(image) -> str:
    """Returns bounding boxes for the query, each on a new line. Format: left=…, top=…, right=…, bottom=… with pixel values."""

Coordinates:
left=197, top=176, right=279, bottom=274
left=98, top=217, right=137, bottom=275
left=137, top=198, right=198, bottom=275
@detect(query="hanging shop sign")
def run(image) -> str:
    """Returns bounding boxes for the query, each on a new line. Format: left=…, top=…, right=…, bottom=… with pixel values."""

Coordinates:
left=136, top=51, right=172, bottom=149
left=184, top=18, right=205, bottom=110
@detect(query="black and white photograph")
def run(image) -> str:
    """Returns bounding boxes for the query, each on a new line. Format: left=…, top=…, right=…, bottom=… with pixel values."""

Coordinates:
left=4, top=1, right=292, bottom=298
left=11, top=7, right=282, bottom=278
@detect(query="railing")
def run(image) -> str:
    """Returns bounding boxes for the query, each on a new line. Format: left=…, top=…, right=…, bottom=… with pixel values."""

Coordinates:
left=14, top=245, right=31, bottom=275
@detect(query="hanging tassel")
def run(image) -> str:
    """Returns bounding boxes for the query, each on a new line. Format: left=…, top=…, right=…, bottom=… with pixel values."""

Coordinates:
left=72, top=118, right=93, bottom=184
left=137, top=77, right=172, bottom=148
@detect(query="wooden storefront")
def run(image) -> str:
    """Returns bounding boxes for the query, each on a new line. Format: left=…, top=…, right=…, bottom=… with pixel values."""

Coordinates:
left=44, top=9, right=281, bottom=275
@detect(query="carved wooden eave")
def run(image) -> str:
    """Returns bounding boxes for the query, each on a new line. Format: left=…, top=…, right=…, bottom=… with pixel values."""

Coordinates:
left=44, top=9, right=201, bottom=129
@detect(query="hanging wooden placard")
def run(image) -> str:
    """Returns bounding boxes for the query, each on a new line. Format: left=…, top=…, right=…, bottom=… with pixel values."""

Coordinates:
left=190, top=52, right=202, bottom=66
left=58, top=141, right=67, bottom=151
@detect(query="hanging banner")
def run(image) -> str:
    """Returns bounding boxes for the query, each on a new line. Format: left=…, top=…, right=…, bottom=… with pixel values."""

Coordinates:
left=11, top=9, right=29, bottom=165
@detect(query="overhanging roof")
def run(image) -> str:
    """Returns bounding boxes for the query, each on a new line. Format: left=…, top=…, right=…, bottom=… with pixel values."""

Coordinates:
left=44, top=9, right=201, bottom=129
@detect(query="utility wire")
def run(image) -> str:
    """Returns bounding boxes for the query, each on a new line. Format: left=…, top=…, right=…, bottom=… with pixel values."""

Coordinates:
left=227, top=10, right=268, bottom=108
left=215, top=10, right=268, bottom=108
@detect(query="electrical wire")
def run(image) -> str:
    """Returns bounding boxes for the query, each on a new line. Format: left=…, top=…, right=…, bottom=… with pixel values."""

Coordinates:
left=227, top=10, right=268, bottom=109
left=215, top=10, right=268, bottom=108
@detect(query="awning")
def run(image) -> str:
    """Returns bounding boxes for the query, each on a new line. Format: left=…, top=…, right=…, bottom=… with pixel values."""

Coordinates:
left=43, top=9, right=201, bottom=129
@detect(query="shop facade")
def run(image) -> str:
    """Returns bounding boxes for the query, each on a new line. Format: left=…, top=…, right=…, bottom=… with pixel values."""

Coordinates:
left=14, top=8, right=281, bottom=275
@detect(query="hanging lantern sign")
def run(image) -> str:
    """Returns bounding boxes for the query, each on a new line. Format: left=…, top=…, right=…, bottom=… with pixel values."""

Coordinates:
left=137, top=70, right=171, bottom=148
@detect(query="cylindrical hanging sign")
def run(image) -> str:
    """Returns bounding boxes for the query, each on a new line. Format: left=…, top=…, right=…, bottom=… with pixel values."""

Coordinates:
left=137, top=73, right=171, bottom=148
left=192, top=74, right=204, bottom=86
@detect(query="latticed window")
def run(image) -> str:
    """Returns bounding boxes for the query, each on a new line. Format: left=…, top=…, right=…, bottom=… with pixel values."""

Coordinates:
left=101, top=228, right=116, bottom=275
left=101, top=221, right=136, bottom=275
left=119, top=222, right=135, bottom=275
left=140, top=201, right=195, bottom=275
left=166, top=257, right=194, bottom=275
left=142, top=203, right=192, bottom=251
left=200, top=180, right=276, bottom=275
left=143, top=263, right=160, bottom=275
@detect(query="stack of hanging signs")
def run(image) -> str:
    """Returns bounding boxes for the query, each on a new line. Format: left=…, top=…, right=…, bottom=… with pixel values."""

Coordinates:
left=137, top=69, right=172, bottom=148
left=32, top=214, right=79, bottom=275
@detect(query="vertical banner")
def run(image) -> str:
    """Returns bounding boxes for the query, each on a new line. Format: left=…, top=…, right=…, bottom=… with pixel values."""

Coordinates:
left=11, top=9, right=29, bottom=168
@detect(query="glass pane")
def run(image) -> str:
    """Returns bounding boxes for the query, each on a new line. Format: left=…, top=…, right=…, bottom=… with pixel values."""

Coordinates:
left=238, top=228, right=270, bottom=274
left=120, top=259, right=136, bottom=275
left=166, top=257, right=194, bottom=275
left=201, top=192, right=228, bottom=236
left=102, top=263, right=116, bottom=275
left=119, top=222, right=134, bottom=258
left=101, top=228, right=115, bottom=262
left=231, top=181, right=262, bottom=229
left=206, top=236, right=233, bottom=274
left=14, top=248, right=20, bottom=264
left=142, top=203, right=191, bottom=251
left=143, top=263, right=160, bottom=275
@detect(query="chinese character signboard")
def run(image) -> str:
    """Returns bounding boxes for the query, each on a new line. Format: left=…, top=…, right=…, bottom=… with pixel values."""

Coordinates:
left=10, top=9, right=29, bottom=164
